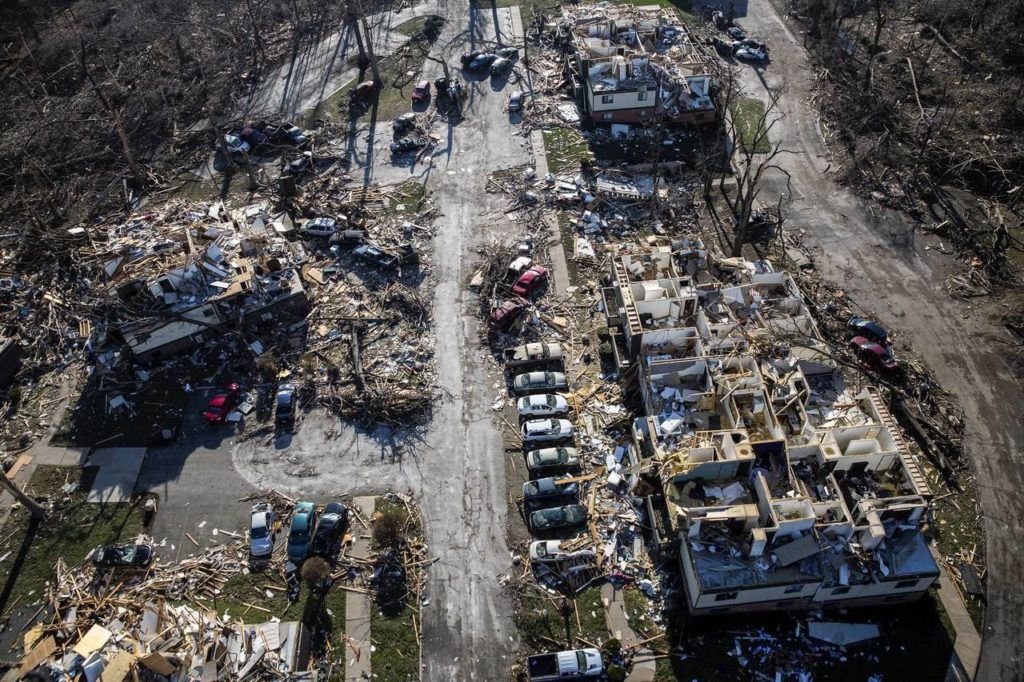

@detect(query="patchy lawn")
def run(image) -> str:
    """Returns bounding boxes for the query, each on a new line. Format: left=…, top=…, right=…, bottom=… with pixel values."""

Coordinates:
left=543, top=127, right=592, bottom=175
left=370, top=602, right=420, bottom=680
left=489, top=0, right=562, bottom=30
left=515, top=584, right=610, bottom=650
left=613, top=0, right=698, bottom=24
left=621, top=586, right=659, bottom=640
left=731, top=97, right=772, bottom=154
left=384, top=180, right=429, bottom=216
left=0, top=466, right=144, bottom=616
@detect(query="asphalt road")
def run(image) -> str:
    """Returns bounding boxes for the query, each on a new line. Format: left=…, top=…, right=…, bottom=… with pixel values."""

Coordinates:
left=720, top=1, right=1024, bottom=678
left=222, top=2, right=531, bottom=679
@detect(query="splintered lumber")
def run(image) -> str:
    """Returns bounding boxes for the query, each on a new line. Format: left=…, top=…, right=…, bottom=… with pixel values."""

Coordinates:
left=554, top=473, right=597, bottom=485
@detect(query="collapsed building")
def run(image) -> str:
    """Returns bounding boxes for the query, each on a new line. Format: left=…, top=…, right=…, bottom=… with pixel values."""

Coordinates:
left=91, top=203, right=310, bottom=365
left=602, top=244, right=939, bottom=615
left=564, top=5, right=716, bottom=126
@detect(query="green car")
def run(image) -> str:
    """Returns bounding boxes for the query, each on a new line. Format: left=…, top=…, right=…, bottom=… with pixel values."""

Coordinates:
left=287, top=501, right=317, bottom=562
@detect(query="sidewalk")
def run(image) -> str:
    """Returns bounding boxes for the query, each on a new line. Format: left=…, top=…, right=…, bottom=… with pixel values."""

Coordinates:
left=345, top=496, right=375, bottom=681
left=601, top=583, right=655, bottom=682
left=929, top=546, right=982, bottom=681
left=529, top=130, right=572, bottom=296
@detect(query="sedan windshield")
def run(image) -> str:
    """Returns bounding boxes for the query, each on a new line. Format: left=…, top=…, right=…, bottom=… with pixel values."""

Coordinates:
left=251, top=525, right=269, bottom=539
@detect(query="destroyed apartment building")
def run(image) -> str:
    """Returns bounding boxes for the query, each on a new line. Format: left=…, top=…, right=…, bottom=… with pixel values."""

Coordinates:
left=88, top=203, right=309, bottom=365
left=563, top=4, right=716, bottom=127
left=602, top=244, right=940, bottom=615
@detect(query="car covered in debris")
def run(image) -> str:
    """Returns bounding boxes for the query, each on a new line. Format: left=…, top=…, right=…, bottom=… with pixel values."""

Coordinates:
left=727, top=26, right=746, bottom=40
left=310, top=502, right=348, bottom=558
left=460, top=49, right=488, bottom=66
left=521, top=418, right=574, bottom=444
left=349, top=80, right=381, bottom=101
left=528, top=540, right=596, bottom=564
left=287, top=501, right=316, bottom=562
left=393, top=112, right=417, bottom=135
left=301, top=216, right=344, bottom=238
left=353, top=244, right=399, bottom=269
left=849, top=336, right=899, bottom=371
left=522, top=477, right=579, bottom=509
left=89, top=543, right=154, bottom=568
left=847, top=316, right=889, bottom=344
left=513, top=371, right=567, bottom=394
left=512, top=264, right=548, bottom=297
left=203, top=383, right=239, bottom=423
left=508, top=90, right=524, bottom=112
left=275, top=383, right=296, bottom=425
left=223, top=134, right=250, bottom=156
left=489, top=299, right=527, bottom=332
left=390, top=136, right=429, bottom=155
left=503, top=342, right=563, bottom=368
left=735, top=46, right=767, bottom=62
left=525, top=446, right=580, bottom=473
left=495, top=47, right=518, bottom=59
left=329, top=229, right=368, bottom=247
left=411, top=80, right=431, bottom=103
left=249, top=503, right=276, bottom=558
left=239, top=126, right=270, bottom=147
left=265, top=122, right=308, bottom=146
left=517, top=393, right=569, bottom=417
left=490, top=57, right=512, bottom=78
left=528, top=504, right=587, bottom=531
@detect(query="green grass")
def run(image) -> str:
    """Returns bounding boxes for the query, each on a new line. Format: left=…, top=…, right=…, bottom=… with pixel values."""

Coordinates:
left=557, top=212, right=581, bottom=286
left=515, top=585, right=610, bottom=650
left=621, top=587, right=658, bottom=640
left=0, top=466, right=144, bottom=617
left=384, top=180, right=429, bottom=216
left=731, top=97, right=772, bottom=154
left=542, top=127, right=593, bottom=175
left=370, top=602, right=420, bottom=680
left=394, top=16, right=431, bottom=36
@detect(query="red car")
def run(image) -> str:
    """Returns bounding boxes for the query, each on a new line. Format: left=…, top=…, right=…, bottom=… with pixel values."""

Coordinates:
left=411, top=80, right=431, bottom=104
left=512, top=265, right=548, bottom=298
left=848, top=337, right=898, bottom=371
left=203, top=383, right=240, bottom=423
left=489, top=299, right=527, bottom=332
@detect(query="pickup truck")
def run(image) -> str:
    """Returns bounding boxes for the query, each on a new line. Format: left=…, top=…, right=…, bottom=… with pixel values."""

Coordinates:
left=503, top=342, right=563, bottom=368
left=528, top=649, right=603, bottom=680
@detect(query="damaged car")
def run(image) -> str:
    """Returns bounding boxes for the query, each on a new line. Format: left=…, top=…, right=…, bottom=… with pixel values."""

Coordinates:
left=528, top=504, right=587, bottom=531
left=522, top=477, right=579, bottom=509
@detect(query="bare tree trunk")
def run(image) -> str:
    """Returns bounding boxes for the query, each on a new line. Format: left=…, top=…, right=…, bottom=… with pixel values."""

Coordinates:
left=348, top=11, right=369, bottom=70
left=1, top=472, right=45, bottom=520
left=353, top=0, right=381, bottom=84
left=864, top=0, right=886, bottom=91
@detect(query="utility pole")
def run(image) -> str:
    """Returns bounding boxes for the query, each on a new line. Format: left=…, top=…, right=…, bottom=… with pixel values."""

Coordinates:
left=1, top=471, right=44, bottom=520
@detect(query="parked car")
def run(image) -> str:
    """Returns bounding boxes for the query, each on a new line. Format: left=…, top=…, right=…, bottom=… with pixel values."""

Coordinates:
left=847, top=316, right=889, bottom=344
left=301, top=217, right=342, bottom=237
left=727, top=26, right=746, bottom=40
left=310, top=503, right=348, bottom=558
left=411, top=80, right=431, bottom=103
left=525, top=446, right=580, bottom=473
left=287, top=501, right=317, bottom=562
left=490, top=57, right=512, bottom=77
left=521, top=418, right=574, bottom=444
left=495, top=47, right=519, bottom=59
left=528, top=504, right=587, bottom=531
left=528, top=649, right=603, bottom=681
left=512, top=265, right=548, bottom=297
left=390, top=136, right=429, bottom=155
left=460, top=49, right=488, bottom=67
left=513, top=371, right=567, bottom=394
left=275, top=383, right=296, bottom=425
left=329, top=229, right=367, bottom=247
left=508, top=90, right=524, bottom=112
left=489, top=299, right=527, bottom=332
left=393, top=112, right=417, bottom=135
left=849, top=336, right=899, bottom=371
left=249, top=503, right=276, bottom=558
left=89, top=543, right=154, bottom=568
left=203, top=383, right=239, bottom=423
left=517, top=393, right=569, bottom=417
left=467, top=53, right=497, bottom=71
left=503, top=342, right=563, bottom=368
left=741, top=38, right=768, bottom=52
left=523, top=477, right=579, bottom=508
left=353, top=244, right=399, bottom=269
